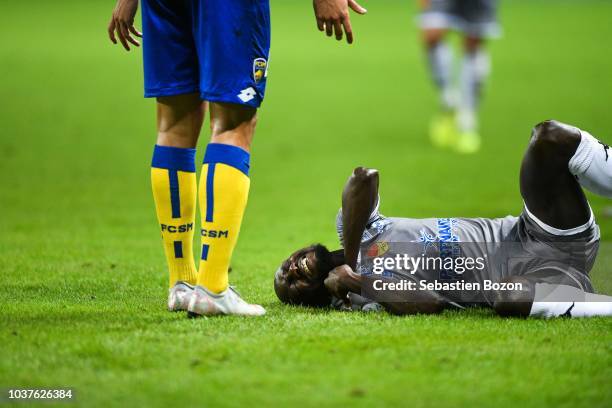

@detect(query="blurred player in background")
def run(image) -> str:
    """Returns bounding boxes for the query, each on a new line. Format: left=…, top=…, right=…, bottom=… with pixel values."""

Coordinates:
left=419, top=0, right=500, bottom=153
left=106, top=0, right=367, bottom=317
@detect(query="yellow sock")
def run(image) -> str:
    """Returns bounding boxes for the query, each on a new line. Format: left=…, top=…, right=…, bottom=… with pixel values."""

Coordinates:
left=197, top=143, right=251, bottom=293
left=151, top=145, right=198, bottom=288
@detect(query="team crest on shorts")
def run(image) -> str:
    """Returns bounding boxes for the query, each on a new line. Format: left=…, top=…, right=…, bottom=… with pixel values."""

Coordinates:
left=253, top=58, right=267, bottom=84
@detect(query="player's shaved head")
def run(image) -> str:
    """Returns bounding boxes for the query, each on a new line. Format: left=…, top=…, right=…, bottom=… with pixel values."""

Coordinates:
left=274, top=244, right=340, bottom=307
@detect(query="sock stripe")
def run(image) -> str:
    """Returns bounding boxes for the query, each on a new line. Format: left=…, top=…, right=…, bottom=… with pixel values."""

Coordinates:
left=152, top=145, right=196, bottom=172
left=203, top=143, right=250, bottom=176
left=201, top=244, right=209, bottom=261
left=173, top=241, right=183, bottom=258
left=168, top=169, right=181, bottom=218
left=205, top=163, right=215, bottom=222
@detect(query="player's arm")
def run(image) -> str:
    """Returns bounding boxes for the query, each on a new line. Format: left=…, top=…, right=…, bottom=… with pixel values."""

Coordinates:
left=325, top=265, right=446, bottom=315
left=108, top=0, right=142, bottom=51
left=332, top=167, right=446, bottom=315
left=341, top=166, right=379, bottom=270
left=312, top=0, right=367, bottom=44
left=323, top=166, right=376, bottom=309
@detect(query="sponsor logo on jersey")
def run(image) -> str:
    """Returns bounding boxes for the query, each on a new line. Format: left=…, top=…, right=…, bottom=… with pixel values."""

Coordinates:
left=201, top=229, right=229, bottom=238
left=366, top=242, right=390, bottom=257
left=237, top=87, right=256, bottom=103
left=410, top=219, right=463, bottom=280
left=413, top=218, right=460, bottom=247
left=161, top=223, right=194, bottom=233
left=253, top=58, right=267, bottom=84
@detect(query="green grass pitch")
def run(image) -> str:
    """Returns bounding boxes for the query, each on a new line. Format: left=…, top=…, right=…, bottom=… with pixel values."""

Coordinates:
left=1, top=0, right=611, bottom=406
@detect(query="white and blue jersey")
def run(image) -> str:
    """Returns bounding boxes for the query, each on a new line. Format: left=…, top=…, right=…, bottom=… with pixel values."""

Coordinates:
left=336, top=198, right=600, bottom=306
left=141, top=0, right=270, bottom=107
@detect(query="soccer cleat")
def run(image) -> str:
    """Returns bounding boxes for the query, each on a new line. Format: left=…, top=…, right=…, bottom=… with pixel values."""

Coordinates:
left=455, top=131, right=481, bottom=154
left=167, top=281, right=195, bottom=312
left=187, top=285, right=266, bottom=317
left=429, top=111, right=458, bottom=149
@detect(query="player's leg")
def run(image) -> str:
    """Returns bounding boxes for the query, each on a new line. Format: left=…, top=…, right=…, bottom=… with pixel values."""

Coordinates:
left=187, top=0, right=270, bottom=316
left=189, top=103, right=265, bottom=316
left=520, top=120, right=594, bottom=230
left=520, top=120, right=612, bottom=217
left=454, top=0, right=500, bottom=153
left=424, top=29, right=459, bottom=149
left=142, top=0, right=203, bottom=310
left=493, top=276, right=612, bottom=318
left=505, top=120, right=612, bottom=318
left=156, top=95, right=206, bottom=148
left=196, top=103, right=256, bottom=294
left=419, top=1, right=457, bottom=148
left=424, top=29, right=454, bottom=113
left=455, top=35, right=489, bottom=154
left=151, top=95, right=204, bottom=305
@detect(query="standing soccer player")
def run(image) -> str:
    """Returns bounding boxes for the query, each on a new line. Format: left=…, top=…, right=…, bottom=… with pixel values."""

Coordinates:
left=419, top=0, right=500, bottom=153
left=108, top=0, right=271, bottom=316
left=107, top=0, right=367, bottom=316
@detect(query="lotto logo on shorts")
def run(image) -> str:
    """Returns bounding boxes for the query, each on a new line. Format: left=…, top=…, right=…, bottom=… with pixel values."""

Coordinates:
left=238, top=87, right=257, bottom=103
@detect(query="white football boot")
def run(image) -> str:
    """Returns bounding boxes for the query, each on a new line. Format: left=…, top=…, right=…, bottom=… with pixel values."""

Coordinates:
left=167, top=281, right=195, bottom=312
left=187, top=285, right=266, bottom=317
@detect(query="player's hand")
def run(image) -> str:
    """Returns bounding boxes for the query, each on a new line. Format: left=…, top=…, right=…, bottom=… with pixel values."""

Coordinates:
left=108, top=0, right=142, bottom=51
left=324, top=265, right=352, bottom=301
left=313, top=0, right=367, bottom=44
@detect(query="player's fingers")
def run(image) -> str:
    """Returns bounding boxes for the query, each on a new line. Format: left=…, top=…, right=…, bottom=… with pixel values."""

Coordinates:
left=325, top=19, right=333, bottom=37
left=342, top=17, right=354, bottom=44
left=118, top=21, right=139, bottom=49
left=118, top=21, right=131, bottom=41
left=116, top=20, right=130, bottom=51
left=108, top=19, right=117, bottom=44
left=126, top=33, right=140, bottom=47
left=316, top=17, right=324, bottom=32
left=333, top=20, right=343, bottom=41
left=129, top=25, right=143, bottom=38
left=348, top=0, right=368, bottom=14
left=124, top=25, right=141, bottom=47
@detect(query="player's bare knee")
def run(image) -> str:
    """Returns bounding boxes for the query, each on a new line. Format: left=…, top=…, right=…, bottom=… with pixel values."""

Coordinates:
left=211, top=103, right=257, bottom=133
left=422, top=29, right=446, bottom=48
left=493, top=277, right=534, bottom=317
left=351, top=167, right=379, bottom=190
left=530, top=120, right=581, bottom=157
left=353, top=167, right=378, bottom=180
left=464, top=36, right=483, bottom=53
left=210, top=103, right=258, bottom=149
left=156, top=94, right=204, bottom=148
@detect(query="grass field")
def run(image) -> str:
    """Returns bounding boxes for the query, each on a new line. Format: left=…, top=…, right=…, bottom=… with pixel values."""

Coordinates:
left=1, top=0, right=611, bottom=406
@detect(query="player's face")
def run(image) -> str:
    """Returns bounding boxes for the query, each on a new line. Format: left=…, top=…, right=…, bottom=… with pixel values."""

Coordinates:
left=280, top=246, right=322, bottom=284
left=274, top=244, right=335, bottom=307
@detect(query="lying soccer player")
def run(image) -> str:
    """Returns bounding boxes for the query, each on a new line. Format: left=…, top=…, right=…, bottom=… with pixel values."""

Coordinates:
left=274, top=120, right=612, bottom=318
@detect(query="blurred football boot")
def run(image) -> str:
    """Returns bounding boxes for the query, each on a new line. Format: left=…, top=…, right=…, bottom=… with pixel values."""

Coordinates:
left=430, top=111, right=458, bottom=149
left=187, top=285, right=265, bottom=317
left=167, top=281, right=194, bottom=312
left=455, top=130, right=481, bottom=154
